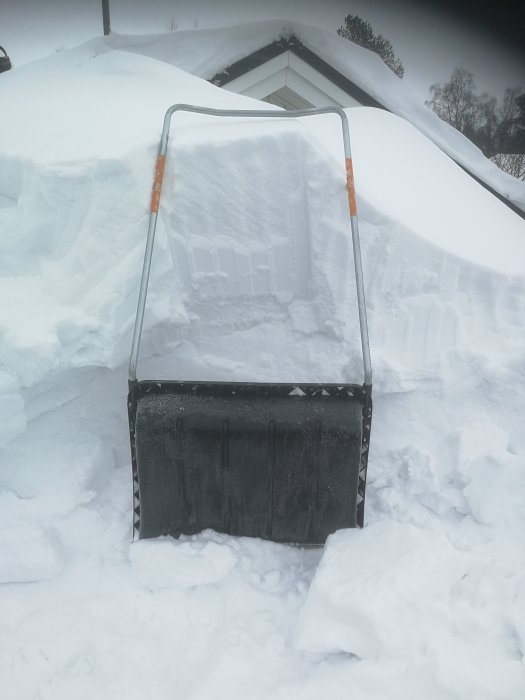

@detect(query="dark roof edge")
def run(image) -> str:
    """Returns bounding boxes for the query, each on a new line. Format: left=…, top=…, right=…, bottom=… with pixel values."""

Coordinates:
left=210, top=35, right=384, bottom=110
left=209, top=35, right=525, bottom=220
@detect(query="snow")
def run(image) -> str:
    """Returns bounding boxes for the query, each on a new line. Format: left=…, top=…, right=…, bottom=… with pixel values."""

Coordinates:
left=295, top=522, right=466, bottom=659
left=1, top=30, right=525, bottom=700
left=101, top=20, right=525, bottom=215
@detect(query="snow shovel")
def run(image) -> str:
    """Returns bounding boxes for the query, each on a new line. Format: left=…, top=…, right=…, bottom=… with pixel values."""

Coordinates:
left=127, top=105, right=372, bottom=545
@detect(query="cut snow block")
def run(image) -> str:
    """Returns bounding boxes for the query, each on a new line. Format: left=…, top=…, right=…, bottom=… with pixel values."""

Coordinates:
left=294, top=521, right=465, bottom=658
left=130, top=534, right=237, bottom=590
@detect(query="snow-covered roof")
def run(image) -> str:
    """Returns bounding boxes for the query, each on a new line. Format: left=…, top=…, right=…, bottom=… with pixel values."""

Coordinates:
left=103, top=20, right=525, bottom=216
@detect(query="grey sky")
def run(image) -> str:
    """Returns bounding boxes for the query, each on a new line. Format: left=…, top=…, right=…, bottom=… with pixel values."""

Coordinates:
left=2, top=0, right=523, bottom=102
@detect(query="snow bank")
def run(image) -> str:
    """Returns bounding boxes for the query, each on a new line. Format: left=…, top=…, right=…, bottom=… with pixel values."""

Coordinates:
left=103, top=20, right=525, bottom=215
left=0, top=47, right=267, bottom=163
left=1, top=42, right=524, bottom=699
left=309, top=107, right=525, bottom=276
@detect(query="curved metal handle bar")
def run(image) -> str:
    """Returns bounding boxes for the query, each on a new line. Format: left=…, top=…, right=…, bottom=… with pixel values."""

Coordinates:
left=129, top=104, right=372, bottom=386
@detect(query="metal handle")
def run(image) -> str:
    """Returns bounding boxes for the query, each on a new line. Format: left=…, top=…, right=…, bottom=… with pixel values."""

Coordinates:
left=129, top=104, right=372, bottom=386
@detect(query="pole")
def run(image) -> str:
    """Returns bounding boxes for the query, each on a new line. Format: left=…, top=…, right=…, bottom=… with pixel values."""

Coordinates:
left=102, top=0, right=111, bottom=36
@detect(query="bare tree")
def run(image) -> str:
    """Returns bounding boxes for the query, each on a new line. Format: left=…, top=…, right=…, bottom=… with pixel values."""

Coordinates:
left=475, top=94, right=498, bottom=157
left=426, top=69, right=525, bottom=178
left=426, top=68, right=483, bottom=133
left=497, top=87, right=525, bottom=153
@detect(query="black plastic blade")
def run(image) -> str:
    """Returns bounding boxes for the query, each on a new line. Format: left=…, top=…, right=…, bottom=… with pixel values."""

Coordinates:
left=128, top=381, right=370, bottom=545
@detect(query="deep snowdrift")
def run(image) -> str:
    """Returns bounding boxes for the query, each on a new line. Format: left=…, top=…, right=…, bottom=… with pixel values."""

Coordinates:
left=102, top=20, right=525, bottom=215
left=1, top=42, right=524, bottom=700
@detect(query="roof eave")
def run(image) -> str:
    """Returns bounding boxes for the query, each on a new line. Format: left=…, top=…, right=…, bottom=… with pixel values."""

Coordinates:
left=210, top=34, right=385, bottom=110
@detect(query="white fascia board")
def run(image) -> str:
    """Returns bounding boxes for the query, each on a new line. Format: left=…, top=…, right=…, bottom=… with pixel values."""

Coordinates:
left=288, top=53, right=362, bottom=108
left=236, top=68, right=289, bottom=100
left=221, top=50, right=364, bottom=108
left=221, top=52, right=289, bottom=94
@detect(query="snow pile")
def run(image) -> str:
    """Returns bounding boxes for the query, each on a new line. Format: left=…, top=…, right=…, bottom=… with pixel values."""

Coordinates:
left=103, top=20, right=525, bottom=215
left=0, top=40, right=524, bottom=699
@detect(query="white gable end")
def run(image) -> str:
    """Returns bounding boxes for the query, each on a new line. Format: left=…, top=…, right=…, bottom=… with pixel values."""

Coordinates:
left=221, top=50, right=363, bottom=109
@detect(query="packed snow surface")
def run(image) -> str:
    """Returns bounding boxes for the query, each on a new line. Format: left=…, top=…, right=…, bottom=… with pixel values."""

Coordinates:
left=1, top=36, right=524, bottom=700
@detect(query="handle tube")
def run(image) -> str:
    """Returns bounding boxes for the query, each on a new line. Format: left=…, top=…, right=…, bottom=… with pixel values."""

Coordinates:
left=129, top=105, right=372, bottom=386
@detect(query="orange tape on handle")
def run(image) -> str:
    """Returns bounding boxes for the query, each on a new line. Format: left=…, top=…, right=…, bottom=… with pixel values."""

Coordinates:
left=150, top=154, right=166, bottom=213
left=345, top=156, right=357, bottom=217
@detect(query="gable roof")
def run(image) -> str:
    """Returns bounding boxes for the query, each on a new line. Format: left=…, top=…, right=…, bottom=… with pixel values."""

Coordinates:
left=210, top=34, right=525, bottom=218
left=104, top=20, right=525, bottom=217
left=210, top=35, right=384, bottom=109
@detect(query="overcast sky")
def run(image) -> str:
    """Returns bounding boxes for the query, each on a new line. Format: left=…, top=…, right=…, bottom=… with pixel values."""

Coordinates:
left=2, top=0, right=524, bottom=102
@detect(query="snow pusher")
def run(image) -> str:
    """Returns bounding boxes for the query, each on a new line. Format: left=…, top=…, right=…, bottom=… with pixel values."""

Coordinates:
left=127, top=105, right=372, bottom=545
